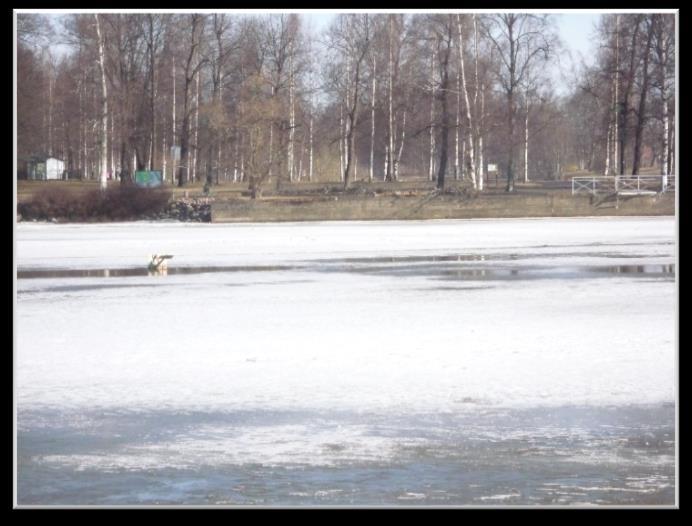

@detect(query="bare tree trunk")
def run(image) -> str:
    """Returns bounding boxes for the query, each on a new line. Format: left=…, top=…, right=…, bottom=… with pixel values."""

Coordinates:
left=268, top=87, right=274, bottom=178
left=354, top=150, right=358, bottom=181
left=177, top=15, right=203, bottom=187
left=456, top=14, right=476, bottom=188
left=339, top=102, right=344, bottom=179
left=613, top=15, right=620, bottom=175
left=370, top=54, right=376, bottom=182
left=386, top=15, right=395, bottom=182
left=192, top=69, right=200, bottom=182
left=343, top=55, right=351, bottom=185
left=524, top=93, right=529, bottom=183
left=657, top=18, right=670, bottom=176
left=297, top=131, right=305, bottom=181
left=309, top=109, right=314, bottom=182
left=162, top=105, right=167, bottom=182
left=47, top=64, right=53, bottom=157
left=110, top=114, right=115, bottom=178
left=172, top=54, right=176, bottom=180
left=383, top=145, right=389, bottom=181
left=147, top=15, right=157, bottom=172
left=632, top=18, right=655, bottom=176
left=473, top=14, right=481, bottom=184
left=506, top=86, right=515, bottom=192
left=436, top=24, right=453, bottom=191
left=343, top=50, right=365, bottom=189
left=394, top=109, right=406, bottom=180
left=429, top=46, right=436, bottom=182
left=82, top=72, right=88, bottom=179
left=78, top=75, right=82, bottom=177
left=233, top=133, right=239, bottom=182
left=478, top=81, right=485, bottom=191
left=240, top=134, right=245, bottom=182
left=662, top=98, right=669, bottom=176
left=94, top=14, right=109, bottom=191
left=619, top=16, right=641, bottom=176
left=670, top=124, right=674, bottom=175
left=604, top=118, right=612, bottom=175
left=461, top=138, right=466, bottom=181
left=288, top=41, right=295, bottom=182
left=455, top=46, right=461, bottom=181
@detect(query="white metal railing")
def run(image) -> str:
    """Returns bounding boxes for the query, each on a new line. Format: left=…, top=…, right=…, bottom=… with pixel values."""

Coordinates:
left=616, top=176, right=663, bottom=194
left=572, top=175, right=672, bottom=196
left=571, top=176, right=617, bottom=195
left=665, top=175, right=675, bottom=192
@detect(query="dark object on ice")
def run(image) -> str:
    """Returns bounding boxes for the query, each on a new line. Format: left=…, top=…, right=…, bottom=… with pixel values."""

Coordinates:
left=148, top=254, right=173, bottom=271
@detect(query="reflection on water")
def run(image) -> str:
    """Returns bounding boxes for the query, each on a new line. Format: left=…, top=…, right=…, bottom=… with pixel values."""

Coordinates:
left=17, top=265, right=296, bottom=279
left=16, top=261, right=676, bottom=281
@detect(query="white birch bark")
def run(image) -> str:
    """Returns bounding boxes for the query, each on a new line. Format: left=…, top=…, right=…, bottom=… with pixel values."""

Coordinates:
left=370, top=54, right=376, bottom=182
left=48, top=67, right=53, bottom=157
left=94, top=14, right=109, bottom=191
left=455, top=49, right=461, bottom=181
left=268, top=85, right=274, bottom=177
left=233, top=133, right=239, bottom=182
left=670, top=124, right=674, bottom=175
left=339, top=102, right=344, bottom=179
left=523, top=66, right=530, bottom=183
left=297, top=132, right=304, bottom=181
left=288, top=41, right=295, bottom=182
left=473, top=14, right=481, bottom=184
left=456, top=14, right=476, bottom=188
left=614, top=14, right=620, bottom=175
left=192, top=69, right=200, bottom=182
left=240, top=133, right=245, bottom=182
left=309, top=107, right=314, bottom=182
left=604, top=119, right=612, bottom=175
left=110, top=114, right=115, bottom=178
left=162, top=107, right=167, bottom=182
left=394, top=109, right=406, bottom=180
left=384, top=145, right=389, bottom=180
left=172, top=55, right=176, bottom=181
left=524, top=101, right=529, bottom=183
left=344, top=56, right=351, bottom=181
left=429, top=46, right=436, bottom=182
left=661, top=37, right=669, bottom=176
left=82, top=73, right=88, bottom=179
left=354, top=150, right=358, bottom=181
left=478, top=82, right=485, bottom=191
left=388, top=15, right=395, bottom=180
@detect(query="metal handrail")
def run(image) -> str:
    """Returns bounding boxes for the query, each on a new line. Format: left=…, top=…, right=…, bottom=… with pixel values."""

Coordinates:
left=571, top=176, right=616, bottom=195
left=572, top=175, right=671, bottom=195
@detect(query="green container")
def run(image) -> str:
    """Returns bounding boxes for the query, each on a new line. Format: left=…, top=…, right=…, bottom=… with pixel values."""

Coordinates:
left=134, top=170, right=162, bottom=187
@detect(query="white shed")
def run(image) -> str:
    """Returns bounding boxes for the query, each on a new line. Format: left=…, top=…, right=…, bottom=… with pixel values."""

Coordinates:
left=28, top=156, right=66, bottom=180
left=45, top=157, right=65, bottom=180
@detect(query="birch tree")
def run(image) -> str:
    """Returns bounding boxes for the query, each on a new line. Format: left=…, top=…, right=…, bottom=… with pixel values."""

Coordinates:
left=483, top=14, right=554, bottom=192
left=328, top=14, right=371, bottom=188
left=177, top=14, right=205, bottom=187
left=456, top=14, right=477, bottom=187
left=93, top=14, right=109, bottom=190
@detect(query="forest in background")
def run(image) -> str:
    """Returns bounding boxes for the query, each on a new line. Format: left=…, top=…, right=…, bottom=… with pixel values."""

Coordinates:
left=16, top=12, right=675, bottom=197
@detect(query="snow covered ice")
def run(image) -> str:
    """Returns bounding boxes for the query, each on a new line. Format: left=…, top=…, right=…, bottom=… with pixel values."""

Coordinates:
left=16, top=217, right=676, bottom=505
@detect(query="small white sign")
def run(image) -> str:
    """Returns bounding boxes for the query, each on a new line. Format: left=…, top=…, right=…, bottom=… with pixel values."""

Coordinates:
left=170, top=146, right=181, bottom=161
left=487, top=164, right=497, bottom=172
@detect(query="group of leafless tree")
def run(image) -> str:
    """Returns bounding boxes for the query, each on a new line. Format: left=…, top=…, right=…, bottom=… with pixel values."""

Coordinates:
left=17, top=12, right=675, bottom=196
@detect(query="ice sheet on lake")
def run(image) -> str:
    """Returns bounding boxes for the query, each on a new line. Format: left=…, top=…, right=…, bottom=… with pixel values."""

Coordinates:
left=16, top=217, right=676, bottom=413
left=17, top=216, right=675, bottom=270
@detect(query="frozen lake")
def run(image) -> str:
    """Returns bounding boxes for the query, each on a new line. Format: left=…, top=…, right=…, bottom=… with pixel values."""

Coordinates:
left=15, top=217, right=677, bottom=506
